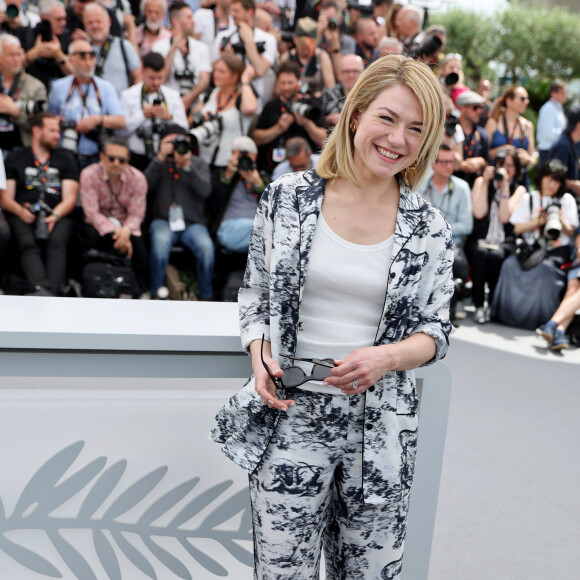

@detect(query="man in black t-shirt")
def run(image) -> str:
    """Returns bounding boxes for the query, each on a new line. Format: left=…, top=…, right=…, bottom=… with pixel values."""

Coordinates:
left=251, top=62, right=327, bottom=175
left=0, top=112, right=79, bottom=295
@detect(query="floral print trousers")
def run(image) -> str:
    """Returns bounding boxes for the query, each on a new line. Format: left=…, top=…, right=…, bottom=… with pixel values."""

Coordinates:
left=249, top=389, right=413, bottom=580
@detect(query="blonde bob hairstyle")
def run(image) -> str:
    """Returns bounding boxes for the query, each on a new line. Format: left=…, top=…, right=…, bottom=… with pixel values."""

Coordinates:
left=316, top=55, right=446, bottom=190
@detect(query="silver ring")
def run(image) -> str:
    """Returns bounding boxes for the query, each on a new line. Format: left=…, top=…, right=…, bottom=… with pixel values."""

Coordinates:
left=352, top=379, right=358, bottom=390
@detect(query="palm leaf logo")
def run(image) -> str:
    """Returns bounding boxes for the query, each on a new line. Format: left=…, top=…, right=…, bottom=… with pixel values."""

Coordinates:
left=0, top=441, right=253, bottom=578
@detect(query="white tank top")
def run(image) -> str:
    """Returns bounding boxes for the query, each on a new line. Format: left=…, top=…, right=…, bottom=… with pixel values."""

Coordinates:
left=293, top=213, right=394, bottom=394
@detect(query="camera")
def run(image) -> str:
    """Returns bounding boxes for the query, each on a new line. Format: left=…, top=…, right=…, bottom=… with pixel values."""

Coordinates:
left=544, top=202, right=562, bottom=241
left=411, top=34, right=443, bottom=62
left=60, top=120, right=79, bottom=152
left=444, top=110, right=460, bottom=137
left=5, top=3, right=19, bottom=18
left=28, top=199, right=52, bottom=241
left=220, top=31, right=266, bottom=57
left=443, top=72, right=459, bottom=87
left=237, top=153, right=254, bottom=171
left=189, top=114, right=223, bottom=147
left=86, top=126, right=111, bottom=151
left=137, top=99, right=165, bottom=158
left=174, top=68, right=194, bottom=96
left=288, top=100, right=320, bottom=121
left=494, top=150, right=507, bottom=182
left=328, top=18, right=339, bottom=30
left=171, top=136, right=190, bottom=155
left=23, top=100, right=46, bottom=115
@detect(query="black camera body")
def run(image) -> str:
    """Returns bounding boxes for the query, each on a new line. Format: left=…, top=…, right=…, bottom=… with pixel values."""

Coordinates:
left=221, top=31, right=266, bottom=57
left=28, top=199, right=53, bottom=241
left=237, top=153, right=254, bottom=172
left=174, top=69, right=194, bottom=96
left=444, top=110, right=460, bottom=137
left=288, top=99, right=320, bottom=121
left=171, top=136, right=191, bottom=155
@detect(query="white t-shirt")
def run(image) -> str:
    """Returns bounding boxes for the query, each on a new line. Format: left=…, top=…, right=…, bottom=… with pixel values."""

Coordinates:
left=153, top=36, right=212, bottom=94
left=510, top=191, right=579, bottom=247
left=194, top=8, right=234, bottom=49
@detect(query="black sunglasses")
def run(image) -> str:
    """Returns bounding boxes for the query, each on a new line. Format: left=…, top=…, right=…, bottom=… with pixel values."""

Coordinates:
left=106, top=155, right=128, bottom=164
left=72, top=51, right=97, bottom=59
left=260, top=335, right=334, bottom=389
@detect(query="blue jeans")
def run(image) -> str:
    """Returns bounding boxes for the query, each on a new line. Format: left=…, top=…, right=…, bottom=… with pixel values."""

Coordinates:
left=149, top=219, right=215, bottom=299
left=217, top=218, right=254, bottom=253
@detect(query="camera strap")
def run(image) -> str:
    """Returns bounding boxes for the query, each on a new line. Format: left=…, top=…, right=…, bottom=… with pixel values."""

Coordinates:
left=95, top=36, right=131, bottom=86
left=170, top=35, right=193, bottom=72
left=67, top=77, right=103, bottom=117
left=140, top=85, right=167, bottom=109
left=502, top=115, right=522, bottom=146
left=0, top=71, right=23, bottom=100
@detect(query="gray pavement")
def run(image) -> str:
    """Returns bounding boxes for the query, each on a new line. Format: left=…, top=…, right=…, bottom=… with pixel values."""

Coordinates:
left=429, top=317, right=580, bottom=580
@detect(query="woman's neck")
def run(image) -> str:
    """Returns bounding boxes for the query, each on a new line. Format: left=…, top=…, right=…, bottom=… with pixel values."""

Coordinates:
left=504, top=109, right=519, bottom=123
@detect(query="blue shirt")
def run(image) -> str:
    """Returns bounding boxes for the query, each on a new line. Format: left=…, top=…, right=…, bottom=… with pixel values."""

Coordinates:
left=536, top=98, right=566, bottom=151
left=47, top=75, right=124, bottom=156
left=418, top=174, right=473, bottom=246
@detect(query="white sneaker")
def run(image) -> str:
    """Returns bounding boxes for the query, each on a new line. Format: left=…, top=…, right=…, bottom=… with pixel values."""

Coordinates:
left=474, top=307, right=487, bottom=324
left=455, top=302, right=467, bottom=320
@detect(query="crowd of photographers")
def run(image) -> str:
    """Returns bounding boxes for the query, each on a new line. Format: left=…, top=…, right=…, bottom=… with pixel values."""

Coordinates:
left=0, top=0, right=579, bottom=347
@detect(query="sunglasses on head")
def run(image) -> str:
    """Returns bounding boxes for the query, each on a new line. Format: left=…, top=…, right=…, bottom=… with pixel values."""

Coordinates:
left=106, top=155, right=128, bottom=164
left=73, top=50, right=97, bottom=60
left=547, top=159, right=568, bottom=178
left=260, top=335, right=334, bottom=389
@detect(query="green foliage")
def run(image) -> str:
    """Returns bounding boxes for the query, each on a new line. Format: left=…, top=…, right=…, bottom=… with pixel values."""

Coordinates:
left=431, top=0, right=580, bottom=85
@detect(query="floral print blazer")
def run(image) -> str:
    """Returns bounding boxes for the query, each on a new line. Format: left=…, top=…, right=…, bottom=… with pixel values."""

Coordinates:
left=211, top=169, right=454, bottom=505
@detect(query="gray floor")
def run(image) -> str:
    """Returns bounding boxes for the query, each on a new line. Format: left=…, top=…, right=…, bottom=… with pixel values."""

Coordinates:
left=429, top=317, right=580, bottom=580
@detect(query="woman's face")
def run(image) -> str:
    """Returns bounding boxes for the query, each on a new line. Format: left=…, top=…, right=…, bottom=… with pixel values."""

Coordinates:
left=213, top=60, right=238, bottom=88
left=352, top=83, right=424, bottom=184
left=295, top=36, right=314, bottom=59
left=541, top=175, right=561, bottom=197
left=502, top=155, right=517, bottom=181
left=507, top=87, right=529, bottom=115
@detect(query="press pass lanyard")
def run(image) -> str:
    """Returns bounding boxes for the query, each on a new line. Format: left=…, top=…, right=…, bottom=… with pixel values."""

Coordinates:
left=167, top=161, right=186, bottom=232
left=66, top=77, right=103, bottom=117
left=140, top=85, right=167, bottom=110
left=94, top=36, right=113, bottom=78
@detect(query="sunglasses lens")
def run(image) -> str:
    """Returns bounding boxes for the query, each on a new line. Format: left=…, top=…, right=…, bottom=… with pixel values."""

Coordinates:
left=282, top=367, right=306, bottom=387
left=312, top=363, right=332, bottom=381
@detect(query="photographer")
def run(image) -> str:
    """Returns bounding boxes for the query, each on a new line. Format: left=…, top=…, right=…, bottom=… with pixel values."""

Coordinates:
left=282, top=17, right=335, bottom=99
left=454, top=90, right=489, bottom=188
left=83, top=3, right=142, bottom=96
left=210, top=135, right=266, bottom=254
left=80, top=137, right=149, bottom=294
left=212, top=0, right=278, bottom=111
left=315, top=1, right=356, bottom=82
left=251, top=61, right=326, bottom=175
left=144, top=125, right=214, bottom=300
left=491, top=160, right=579, bottom=332
left=0, top=34, right=47, bottom=153
left=0, top=112, right=79, bottom=296
left=20, top=0, right=73, bottom=91
left=47, top=39, right=126, bottom=169
left=153, top=1, right=211, bottom=114
left=120, top=51, right=188, bottom=171
left=0, top=0, right=40, bottom=33
left=468, top=150, right=523, bottom=324
left=321, top=53, right=363, bottom=129
left=190, top=54, right=257, bottom=172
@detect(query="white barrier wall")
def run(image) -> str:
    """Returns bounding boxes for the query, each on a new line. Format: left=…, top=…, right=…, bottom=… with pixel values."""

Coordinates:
left=0, top=297, right=451, bottom=580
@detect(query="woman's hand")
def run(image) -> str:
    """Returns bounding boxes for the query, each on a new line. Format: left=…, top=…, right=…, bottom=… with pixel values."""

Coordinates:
left=482, top=165, right=495, bottom=183
left=325, top=346, right=395, bottom=395
left=249, top=339, right=295, bottom=411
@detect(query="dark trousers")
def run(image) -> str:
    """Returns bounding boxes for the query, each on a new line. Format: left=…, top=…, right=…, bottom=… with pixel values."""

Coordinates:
left=129, top=152, right=152, bottom=173
left=470, top=244, right=510, bottom=308
left=6, top=214, right=74, bottom=294
left=83, top=224, right=149, bottom=292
